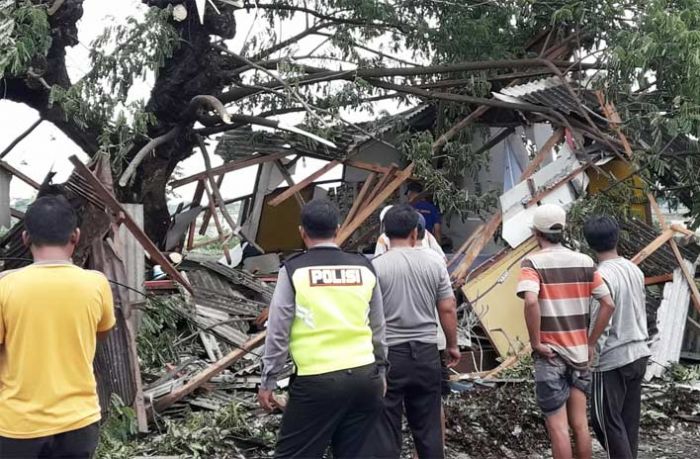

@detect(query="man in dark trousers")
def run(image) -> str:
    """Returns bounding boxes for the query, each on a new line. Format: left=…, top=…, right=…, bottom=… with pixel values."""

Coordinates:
left=258, top=199, right=387, bottom=458
left=363, top=204, right=459, bottom=459
left=584, top=216, right=651, bottom=459
left=0, top=195, right=115, bottom=458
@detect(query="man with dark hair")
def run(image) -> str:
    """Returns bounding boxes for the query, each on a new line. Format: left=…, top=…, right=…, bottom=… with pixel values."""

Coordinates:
left=363, top=204, right=459, bottom=459
left=407, top=182, right=443, bottom=243
left=259, top=199, right=387, bottom=458
left=584, top=216, right=650, bottom=459
left=517, top=204, right=615, bottom=459
left=0, top=195, right=115, bottom=458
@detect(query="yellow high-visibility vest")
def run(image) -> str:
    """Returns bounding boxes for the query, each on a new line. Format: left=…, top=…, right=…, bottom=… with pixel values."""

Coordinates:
left=285, top=247, right=377, bottom=376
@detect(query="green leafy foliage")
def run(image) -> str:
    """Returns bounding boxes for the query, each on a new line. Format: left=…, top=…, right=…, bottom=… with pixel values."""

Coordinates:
left=567, top=180, right=637, bottom=247
left=137, top=295, right=198, bottom=371
left=401, top=130, right=499, bottom=221
left=48, top=5, right=179, bottom=162
left=0, top=1, right=51, bottom=78
left=95, top=402, right=280, bottom=458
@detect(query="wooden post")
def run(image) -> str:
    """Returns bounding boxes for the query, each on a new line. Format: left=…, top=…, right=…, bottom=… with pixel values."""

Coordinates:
left=187, top=181, right=205, bottom=250
left=274, top=159, right=305, bottom=208
left=170, top=151, right=289, bottom=188
left=336, top=164, right=415, bottom=246
left=203, top=182, right=231, bottom=263
left=341, top=173, right=377, bottom=230
left=365, top=165, right=398, bottom=203
left=630, top=229, right=675, bottom=265
left=196, top=136, right=264, bottom=253
left=647, top=192, right=700, bottom=312
left=199, top=174, right=225, bottom=236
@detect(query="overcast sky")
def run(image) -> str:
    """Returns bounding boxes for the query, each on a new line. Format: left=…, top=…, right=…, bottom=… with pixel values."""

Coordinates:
left=0, top=1, right=407, bottom=203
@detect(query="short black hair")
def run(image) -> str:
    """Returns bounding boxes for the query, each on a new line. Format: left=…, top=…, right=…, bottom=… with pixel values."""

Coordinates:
left=25, top=195, right=78, bottom=246
left=301, top=199, right=339, bottom=239
left=384, top=204, right=419, bottom=239
left=535, top=229, right=564, bottom=244
left=406, top=181, right=424, bottom=194
left=583, top=216, right=620, bottom=252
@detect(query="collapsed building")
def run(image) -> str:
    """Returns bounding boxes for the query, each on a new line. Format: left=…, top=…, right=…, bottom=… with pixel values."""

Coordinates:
left=1, top=72, right=700, bottom=444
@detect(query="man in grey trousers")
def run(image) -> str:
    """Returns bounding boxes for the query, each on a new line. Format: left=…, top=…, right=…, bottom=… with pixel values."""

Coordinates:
left=584, top=216, right=651, bottom=459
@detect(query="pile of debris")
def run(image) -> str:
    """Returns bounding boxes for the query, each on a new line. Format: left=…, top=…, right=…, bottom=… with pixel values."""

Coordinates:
left=441, top=359, right=700, bottom=459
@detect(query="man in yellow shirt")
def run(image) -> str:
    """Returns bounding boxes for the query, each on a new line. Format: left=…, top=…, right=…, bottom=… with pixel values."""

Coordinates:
left=0, top=195, right=116, bottom=458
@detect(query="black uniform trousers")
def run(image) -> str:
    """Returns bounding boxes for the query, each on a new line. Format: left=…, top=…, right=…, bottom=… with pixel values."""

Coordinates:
left=274, top=363, right=384, bottom=458
left=0, top=422, right=99, bottom=459
left=591, top=356, right=649, bottom=459
left=362, top=342, right=443, bottom=459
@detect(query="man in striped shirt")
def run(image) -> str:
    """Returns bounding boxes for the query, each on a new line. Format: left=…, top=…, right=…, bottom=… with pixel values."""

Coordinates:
left=517, top=204, right=615, bottom=459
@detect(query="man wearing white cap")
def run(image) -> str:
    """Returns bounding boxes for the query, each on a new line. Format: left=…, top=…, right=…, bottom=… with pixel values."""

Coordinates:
left=516, top=204, right=616, bottom=459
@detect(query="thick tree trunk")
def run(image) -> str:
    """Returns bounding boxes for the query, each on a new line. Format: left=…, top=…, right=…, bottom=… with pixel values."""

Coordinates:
left=5, top=0, right=239, bottom=244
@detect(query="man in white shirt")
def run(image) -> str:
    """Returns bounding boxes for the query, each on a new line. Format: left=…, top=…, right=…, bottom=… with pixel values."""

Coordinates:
left=375, top=205, right=446, bottom=260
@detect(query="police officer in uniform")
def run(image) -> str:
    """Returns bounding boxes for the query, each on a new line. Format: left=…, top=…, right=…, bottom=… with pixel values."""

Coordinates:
left=258, top=199, right=388, bottom=458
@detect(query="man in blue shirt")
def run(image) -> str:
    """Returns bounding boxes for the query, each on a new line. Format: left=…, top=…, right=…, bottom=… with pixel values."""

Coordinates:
left=406, top=182, right=443, bottom=243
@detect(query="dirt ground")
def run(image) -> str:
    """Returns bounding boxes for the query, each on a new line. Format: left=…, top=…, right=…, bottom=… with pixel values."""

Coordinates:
left=444, top=424, right=700, bottom=459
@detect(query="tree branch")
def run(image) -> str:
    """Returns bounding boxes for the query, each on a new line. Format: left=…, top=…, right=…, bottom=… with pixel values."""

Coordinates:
left=0, top=118, right=43, bottom=160
left=250, top=22, right=334, bottom=62
left=366, top=78, right=577, bottom=137
left=244, top=3, right=407, bottom=32
left=314, top=31, right=422, bottom=66
left=119, top=127, right=180, bottom=187
left=218, top=58, right=597, bottom=105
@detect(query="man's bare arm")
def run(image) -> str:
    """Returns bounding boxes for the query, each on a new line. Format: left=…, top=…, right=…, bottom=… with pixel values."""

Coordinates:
left=589, top=294, right=615, bottom=347
left=437, top=297, right=460, bottom=367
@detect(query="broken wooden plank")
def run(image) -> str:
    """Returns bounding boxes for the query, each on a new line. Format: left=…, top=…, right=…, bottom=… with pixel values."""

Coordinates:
left=268, top=160, right=340, bottom=207
left=344, top=159, right=393, bottom=175
left=203, top=182, right=231, bottom=263
left=595, top=91, right=633, bottom=159
left=341, top=172, right=377, bottom=230
left=170, top=152, right=288, bottom=188
left=670, top=223, right=696, bottom=238
left=0, top=118, right=43, bottom=160
left=630, top=228, right=675, bottom=265
left=670, top=240, right=700, bottom=313
left=524, top=162, right=591, bottom=208
left=187, top=182, right=205, bottom=250
left=520, top=128, right=564, bottom=179
left=336, top=164, right=415, bottom=246
left=68, top=155, right=193, bottom=294
left=645, top=273, right=674, bottom=285
left=198, top=175, right=224, bottom=236
left=196, top=136, right=265, bottom=254
left=152, top=332, right=266, bottom=412
left=647, top=192, right=700, bottom=312
left=366, top=165, right=398, bottom=204
left=452, top=214, right=503, bottom=282
left=0, top=160, right=40, bottom=189
left=274, top=159, right=305, bottom=208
